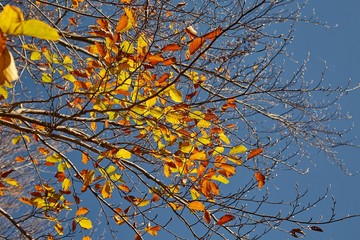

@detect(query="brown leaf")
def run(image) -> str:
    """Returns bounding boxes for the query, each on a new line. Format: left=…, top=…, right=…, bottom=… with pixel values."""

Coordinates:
left=247, top=148, right=263, bottom=160
left=216, top=214, right=235, bottom=225
left=290, top=228, right=305, bottom=238
left=189, top=37, right=205, bottom=55
left=310, top=226, right=323, bottom=232
left=162, top=57, right=177, bottom=66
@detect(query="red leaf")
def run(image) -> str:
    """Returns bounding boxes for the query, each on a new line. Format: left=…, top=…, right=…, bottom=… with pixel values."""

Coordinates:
left=1, top=169, right=14, bottom=178
left=189, top=37, right=205, bottom=55
left=247, top=148, right=263, bottom=160
left=216, top=214, right=235, bottom=225
left=161, top=44, right=181, bottom=52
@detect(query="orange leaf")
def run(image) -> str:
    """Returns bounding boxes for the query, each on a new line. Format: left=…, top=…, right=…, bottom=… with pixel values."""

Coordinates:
left=116, top=14, right=129, bottom=32
left=161, top=44, right=181, bottom=52
left=254, top=171, right=265, bottom=189
left=188, top=201, right=205, bottom=211
left=216, top=214, right=235, bottom=225
left=204, top=27, right=222, bottom=41
left=38, top=147, right=50, bottom=155
left=189, top=37, right=205, bottom=55
left=247, top=148, right=263, bottom=160
left=203, top=210, right=211, bottom=224
left=75, top=207, right=89, bottom=216
left=82, top=153, right=90, bottom=164
left=146, top=53, right=164, bottom=65
left=146, top=225, right=161, bottom=236
left=162, top=57, right=176, bottom=66
left=15, top=156, right=25, bottom=162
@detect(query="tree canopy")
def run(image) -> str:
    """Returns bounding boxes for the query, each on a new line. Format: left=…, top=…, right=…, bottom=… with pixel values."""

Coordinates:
left=0, top=1, right=358, bottom=239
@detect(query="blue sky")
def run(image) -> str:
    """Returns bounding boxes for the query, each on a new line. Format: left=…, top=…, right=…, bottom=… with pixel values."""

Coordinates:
left=284, top=0, right=360, bottom=239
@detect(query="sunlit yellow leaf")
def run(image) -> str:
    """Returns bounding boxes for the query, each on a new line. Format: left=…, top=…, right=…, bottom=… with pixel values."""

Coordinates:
left=0, top=5, right=60, bottom=40
left=145, top=225, right=161, bottom=236
left=218, top=132, right=230, bottom=145
left=75, top=217, right=93, bottom=229
left=229, top=145, right=247, bottom=155
left=189, top=151, right=207, bottom=161
left=212, top=146, right=224, bottom=156
left=11, top=136, right=21, bottom=145
left=82, top=236, right=91, bottom=240
left=197, top=119, right=211, bottom=128
left=190, top=188, right=200, bottom=200
left=3, top=178, right=19, bottom=187
left=211, top=175, right=229, bottom=184
left=29, top=51, right=41, bottom=61
left=42, top=73, right=52, bottom=83
left=137, top=199, right=150, bottom=207
left=46, top=153, right=62, bottom=163
left=120, top=41, right=134, bottom=54
left=62, top=178, right=71, bottom=191
left=169, top=87, right=182, bottom=103
left=0, top=86, right=8, bottom=98
left=188, top=201, right=205, bottom=211
left=116, top=149, right=132, bottom=159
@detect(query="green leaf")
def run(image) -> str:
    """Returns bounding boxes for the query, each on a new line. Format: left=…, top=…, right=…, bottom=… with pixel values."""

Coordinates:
left=229, top=145, right=247, bottom=155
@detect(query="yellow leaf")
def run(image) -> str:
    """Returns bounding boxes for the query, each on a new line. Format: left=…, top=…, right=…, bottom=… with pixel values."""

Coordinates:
left=30, top=51, right=41, bottom=61
left=0, top=86, right=8, bottom=99
left=82, top=236, right=91, bottom=240
left=11, top=136, right=22, bottom=145
left=211, top=175, right=229, bottom=184
left=62, top=178, right=71, bottom=191
left=169, top=87, right=182, bottom=103
left=229, top=145, right=247, bottom=155
left=145, top=225, right=161, bottom=236
left=212, top=146, right=224, bottom=156
left=101, top=181, right=113, bottom=199
left=46, top=153, right=62, bottom=163
left=197, top=119, right=211, bottom=128
left=75, top=207, right=89, bottom=216
left=54, top=223, right=63, bottom=236
left=0, top=5, right=60, bottom=40
left=82, top=153, right=90, bottom=164
left=189, top=151, right=207, bottom=161
left=188, top=201, right=205, bottom=211
left=0, top=47, right=19, bottom=86
left=120, top=40, right=134, bottom=54
left=116, top=149, right=132, bottom=159
left=75, top=217, right=93, bottom=229
left=3, top=178, right=19, bottom=187
left=137, top=199, right=150, bottom=207
left=41, top=73, right=52, bottom=83
left=190, top=188, right=200, bottom=200
left=218, top=132, right=230, bottom=145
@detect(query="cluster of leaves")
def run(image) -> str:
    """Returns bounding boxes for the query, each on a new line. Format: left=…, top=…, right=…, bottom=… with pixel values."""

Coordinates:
left=0, top=1, right=357, bottom=240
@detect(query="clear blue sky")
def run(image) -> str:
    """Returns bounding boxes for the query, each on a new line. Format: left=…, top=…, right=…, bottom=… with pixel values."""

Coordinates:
left=284, top=1, right=360, bottom=239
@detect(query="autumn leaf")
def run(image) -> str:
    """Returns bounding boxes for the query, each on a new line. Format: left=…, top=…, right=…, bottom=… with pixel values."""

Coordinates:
left=75, top=207, right=89, bottom=216
left=116, top=149, right=132, bottom=159
left=247, top=148, right=263, bottom=160
left=310, top=226, right=323, bottom=232
left=217, top=214, right=235, bottom=225
left=54, top=223, right=64, bottom=236
left=254, top=171, right=265, bottom=189
left=0, top=47, right=19, bottom=86
left=189, top=37, right=205, bottom=55
left=75, top=217, right=93, bottom=229
left=188, top=201, right=205, bottom=211
left=82, top=152, right=90, bottom=164
left=203, top=27, right=222, bottom=41
left=290, top=228, right=305, bottom=238
left=62, top=178, right=71, bottom=191
left=169, top=87, right=183, bottom=103
left=203, top=210, right=211, bottom=224
left=145, top=225, right=161, bottom=236
left=3, top=178, right=19, bottom=187
left=161, top=44, right=181, bottom=52
left=0, top=5, right=60, bottom=40
left=229, top=145, right=247, bottom=155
